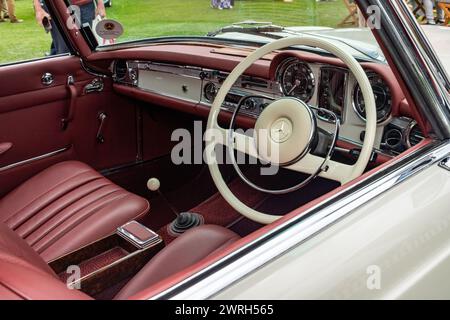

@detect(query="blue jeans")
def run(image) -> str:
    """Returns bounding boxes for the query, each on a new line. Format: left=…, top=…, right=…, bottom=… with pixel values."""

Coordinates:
left=42, top=1, right=95, bottom=55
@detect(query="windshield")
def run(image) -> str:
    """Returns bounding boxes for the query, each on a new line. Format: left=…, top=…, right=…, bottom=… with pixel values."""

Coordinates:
left=101, top=0, right=346, bottom=40
left=82, top=0, right=381, bottom=61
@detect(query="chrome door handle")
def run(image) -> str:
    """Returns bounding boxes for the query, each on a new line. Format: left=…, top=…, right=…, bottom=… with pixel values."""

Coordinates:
left=41, top=72, right=54, bottom=86
left=84, top=78, right=104, bottom=94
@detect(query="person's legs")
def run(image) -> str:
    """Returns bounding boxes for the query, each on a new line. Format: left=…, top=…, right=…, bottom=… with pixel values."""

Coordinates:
left=421, top=0, right=435, bottom=21
left=41, top=1, right=69, bottom=55
left=436, top=0, right=446, bottom=22
left=79, top=1, right=95, bottom=27
left=6, top=0, right=22, bottom=22
left=0, top=0, right=8, bottom=22
left=0, top=0, right=5, bottom=21
left=422, top=0, right=436, bottom=23
left=410, top=0, right=426, bottom=16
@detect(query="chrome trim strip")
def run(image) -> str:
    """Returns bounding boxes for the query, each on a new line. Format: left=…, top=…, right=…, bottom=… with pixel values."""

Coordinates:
left=0, top=146, right=71, bottom=173
left=151, top=140, right=449, bottom=300
left=79, top=58, right=107, bottom=78
left=131, top=61, right=203, bottom=80
left=116, top=222, right=162, bottom=249
left=137, top=86, right=200, bottom=104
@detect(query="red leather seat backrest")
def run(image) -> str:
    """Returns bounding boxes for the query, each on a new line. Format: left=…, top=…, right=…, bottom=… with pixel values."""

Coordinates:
left=0, top=222, right=56, bottom=276
left=0, top=223, right=91, bottom=300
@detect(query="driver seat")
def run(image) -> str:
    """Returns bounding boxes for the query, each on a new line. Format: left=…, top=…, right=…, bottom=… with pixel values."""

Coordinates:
left=0, top=222, right=240, bottom=299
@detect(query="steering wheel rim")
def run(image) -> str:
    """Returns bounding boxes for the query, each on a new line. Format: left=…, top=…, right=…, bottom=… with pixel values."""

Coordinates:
left=205, top=36, right=377, bottom=224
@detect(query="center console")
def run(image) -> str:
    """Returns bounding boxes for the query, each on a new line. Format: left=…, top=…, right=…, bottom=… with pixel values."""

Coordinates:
left=48, top=221, right=164, bottom=297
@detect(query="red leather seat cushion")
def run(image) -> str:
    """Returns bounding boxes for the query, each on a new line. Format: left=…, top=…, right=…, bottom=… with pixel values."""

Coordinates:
left=114, top=224, right=240, bottom=299
left=0, top=161, right=150, bottom=261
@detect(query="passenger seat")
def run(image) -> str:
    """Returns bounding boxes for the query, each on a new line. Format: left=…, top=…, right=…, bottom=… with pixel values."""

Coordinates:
left=0, top=161, right=150, bottom=261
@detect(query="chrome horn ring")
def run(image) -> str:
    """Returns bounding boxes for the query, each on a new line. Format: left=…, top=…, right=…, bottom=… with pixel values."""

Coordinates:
left=228, top=96, right=340, bottom=195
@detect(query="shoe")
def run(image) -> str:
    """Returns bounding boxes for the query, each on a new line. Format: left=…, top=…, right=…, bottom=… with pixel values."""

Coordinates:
left=421, top=20, right=436, bottom=25
left=10, top=19, right=23, bottom=23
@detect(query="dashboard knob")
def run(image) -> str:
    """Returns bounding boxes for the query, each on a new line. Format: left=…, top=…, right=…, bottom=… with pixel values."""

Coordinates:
left=243, top=98, right=256, bottom=110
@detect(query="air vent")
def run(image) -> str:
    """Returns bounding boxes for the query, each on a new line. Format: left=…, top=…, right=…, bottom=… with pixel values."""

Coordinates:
left=114, top=60, right=128, bottom=82
left=384, top=129, right=403, bottom=149
left=408, top=124, right=424, bottom=147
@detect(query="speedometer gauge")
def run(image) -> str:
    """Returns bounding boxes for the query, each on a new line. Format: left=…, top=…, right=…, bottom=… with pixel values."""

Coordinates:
left=353, top=72, right=392, bottom=123
left=280, top=60, right=315, bottom=102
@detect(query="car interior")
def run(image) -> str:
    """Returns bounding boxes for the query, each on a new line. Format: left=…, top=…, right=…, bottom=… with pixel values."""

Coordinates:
left=0, top=2, right=434, bottom=300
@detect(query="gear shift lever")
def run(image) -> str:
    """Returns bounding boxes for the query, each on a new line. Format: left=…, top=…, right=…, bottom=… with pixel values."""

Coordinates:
left=147, top=178, right=179, bottom=217
left=147, top=178, right=203, bottom=236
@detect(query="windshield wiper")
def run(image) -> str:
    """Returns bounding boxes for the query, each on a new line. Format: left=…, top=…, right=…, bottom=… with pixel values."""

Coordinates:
left=207, top=21, right=285, bottom=39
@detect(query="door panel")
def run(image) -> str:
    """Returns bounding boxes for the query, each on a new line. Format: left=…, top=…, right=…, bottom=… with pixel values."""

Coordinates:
left=0, top=56, right=138, bottom=196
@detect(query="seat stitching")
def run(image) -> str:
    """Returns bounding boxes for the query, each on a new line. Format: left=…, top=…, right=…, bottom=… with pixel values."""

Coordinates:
left=0, top=281, right=29, bottom=300
left=5, top=170, right=102, bottom=229
left=32, top=191, right=128, bottom=253
left=18, top=181, right=113, bottom=239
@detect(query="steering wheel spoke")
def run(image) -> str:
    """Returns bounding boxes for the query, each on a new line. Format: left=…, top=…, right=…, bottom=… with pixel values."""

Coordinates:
left=286, top=153, right=354, bottom=185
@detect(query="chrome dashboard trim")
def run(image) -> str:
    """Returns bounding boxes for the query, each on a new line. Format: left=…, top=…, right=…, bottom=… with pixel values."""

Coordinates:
left=0, top=146, right=71, bottom=173
left=137, top=86, right=200, bottom=104
left=151, top=140, right=449, bottom=300
left=135, top=61, right=203, bottom=80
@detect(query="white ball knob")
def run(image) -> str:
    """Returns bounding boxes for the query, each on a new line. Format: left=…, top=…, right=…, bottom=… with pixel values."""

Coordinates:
left=147, top=178, right=160, bottom=192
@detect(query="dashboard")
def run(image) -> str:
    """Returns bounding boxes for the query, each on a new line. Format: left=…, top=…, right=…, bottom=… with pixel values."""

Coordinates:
left=112, top=51, right=424, bottom=160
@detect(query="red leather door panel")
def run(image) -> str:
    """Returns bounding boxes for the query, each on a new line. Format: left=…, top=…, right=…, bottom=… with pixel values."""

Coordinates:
left=0, top=56, right=138, bottom=197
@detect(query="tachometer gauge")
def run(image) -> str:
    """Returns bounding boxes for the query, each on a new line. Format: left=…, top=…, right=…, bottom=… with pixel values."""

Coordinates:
left=353, top=72, right=392, bottom=123
left=280, top=60, right=315, bottom=102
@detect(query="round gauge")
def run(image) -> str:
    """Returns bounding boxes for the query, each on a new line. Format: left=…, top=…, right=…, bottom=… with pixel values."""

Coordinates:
left=204, top=82, right=217, bottom=102
left=353, top=72, right=392, bottom=122
left=280, top=60, right=315, bottom=102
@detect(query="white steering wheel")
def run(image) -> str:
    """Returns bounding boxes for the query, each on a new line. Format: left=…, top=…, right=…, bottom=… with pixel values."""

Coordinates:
left=205, top=37, right=376, bottom=224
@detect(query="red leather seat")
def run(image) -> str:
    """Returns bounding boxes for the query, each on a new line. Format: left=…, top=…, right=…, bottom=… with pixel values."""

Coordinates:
left=0, top=161, right=149, bottom=261
left=0, top=222, right=91, bottom=300
left=0, top=223, right=240, bottom=299
left=115, top=224, right=240, bottom=299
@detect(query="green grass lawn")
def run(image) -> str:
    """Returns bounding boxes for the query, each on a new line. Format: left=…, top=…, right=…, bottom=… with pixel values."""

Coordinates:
left=0, top=0, right=348, bottom=64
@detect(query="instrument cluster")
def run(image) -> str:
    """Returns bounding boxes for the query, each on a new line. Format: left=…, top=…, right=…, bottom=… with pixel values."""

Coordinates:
left=275, top=57, right=394, bottom=124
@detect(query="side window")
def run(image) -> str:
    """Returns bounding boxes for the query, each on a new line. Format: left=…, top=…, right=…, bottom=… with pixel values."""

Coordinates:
left=0, top=0, right=106, bottom=65
left=0, top=0, right=72, bottom=65
left=406, top=1, right=450, bottom=85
